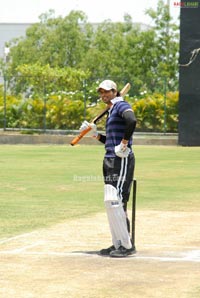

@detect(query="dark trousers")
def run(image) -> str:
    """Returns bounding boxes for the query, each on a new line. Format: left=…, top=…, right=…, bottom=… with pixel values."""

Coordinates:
left=103, top=153, right=135, bottom=211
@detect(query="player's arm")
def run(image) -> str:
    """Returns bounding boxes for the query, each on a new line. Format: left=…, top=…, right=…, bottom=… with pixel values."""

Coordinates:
left=96, top=133, right=106, bottom=144
left=115, top=109, right=136, bottom=158
left=122, top=110, right=137, bottom=143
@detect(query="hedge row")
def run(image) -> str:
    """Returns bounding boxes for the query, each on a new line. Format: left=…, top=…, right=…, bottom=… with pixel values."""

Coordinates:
left=0, top=91, right=178, bottom=132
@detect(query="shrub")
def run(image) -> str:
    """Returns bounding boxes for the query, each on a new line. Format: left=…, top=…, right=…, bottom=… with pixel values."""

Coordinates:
left=132, top=91, right=178, bottom=132
left=0, top=87, right=178, bottom=132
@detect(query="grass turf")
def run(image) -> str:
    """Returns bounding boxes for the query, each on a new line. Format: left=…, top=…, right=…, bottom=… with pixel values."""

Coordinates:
left=0, top=144, right=199, bottom=238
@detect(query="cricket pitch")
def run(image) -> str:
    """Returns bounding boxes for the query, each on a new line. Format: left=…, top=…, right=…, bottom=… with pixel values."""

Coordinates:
left=0, top=210, right=200, bottom=298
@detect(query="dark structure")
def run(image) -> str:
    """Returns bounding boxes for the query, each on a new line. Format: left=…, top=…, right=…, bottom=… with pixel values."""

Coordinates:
left=179, top=3, right=200, bottom=146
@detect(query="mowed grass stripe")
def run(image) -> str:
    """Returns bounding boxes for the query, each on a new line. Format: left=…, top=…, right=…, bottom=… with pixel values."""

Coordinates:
left=0, top=145, right=199, bottom=238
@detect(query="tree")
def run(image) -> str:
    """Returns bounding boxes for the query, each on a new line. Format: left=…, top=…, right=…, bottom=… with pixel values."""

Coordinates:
left=1, top=2, right=179, bottom=97
left=80, top=1, right=179, bottom=95
left=145, top=0, right=179, bottom=91
left=11, top=63, right=88, bottom=95
left=7, top=10, right=92, bottom=72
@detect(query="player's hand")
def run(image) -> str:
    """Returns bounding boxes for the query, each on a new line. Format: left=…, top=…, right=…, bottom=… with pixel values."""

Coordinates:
left=79, top=120, right=98, bottom=137
left=114, top=141, right=130, bottom=158
left=79, top=120, right=90, bottom=132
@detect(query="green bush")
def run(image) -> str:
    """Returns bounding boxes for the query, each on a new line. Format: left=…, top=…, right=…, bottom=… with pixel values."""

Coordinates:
left=45, top=94, right=87, bottom=129
left=0, top=88, right=178, bottom=132
left=132, top=91, right=178, bottom=132
left=165, top=91, right=178, bottom=132
left=0, top=92, right=88, bottom=130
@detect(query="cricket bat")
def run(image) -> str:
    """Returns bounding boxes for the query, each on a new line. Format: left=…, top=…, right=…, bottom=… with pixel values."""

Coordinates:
left=70, top=83, right=131, bottom=146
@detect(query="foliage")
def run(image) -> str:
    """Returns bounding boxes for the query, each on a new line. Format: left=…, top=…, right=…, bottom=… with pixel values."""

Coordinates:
left=145, top=0, right=179, bottom=91
left=0, top=92, right=22, bottom=128
left=132, top=91, right=178, bottom=132
left=0, top=92, right=88, bottom=130
left=164, top=91, right=179, bottom=132
left=7, top=10, right=92, bottom=70
left=1, top=0, right=179, bottom=97
left=0, top=1, right=179, bottom=131
left=0, top=89, right=178, bottom=132
left=9, top=63, right=89, bottom=96
left=45, top=93, right=87, bottom=129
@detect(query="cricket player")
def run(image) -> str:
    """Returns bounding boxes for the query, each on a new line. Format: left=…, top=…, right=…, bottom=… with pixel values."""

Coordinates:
left=80, top=80, right=136, bottom=257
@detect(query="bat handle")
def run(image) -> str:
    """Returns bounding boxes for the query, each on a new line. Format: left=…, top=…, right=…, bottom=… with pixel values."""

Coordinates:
left=70, top=126, right=92, bottom=146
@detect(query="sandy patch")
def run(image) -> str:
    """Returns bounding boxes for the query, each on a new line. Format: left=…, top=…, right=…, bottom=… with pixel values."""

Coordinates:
left=0, top=210, right=200, bottom=298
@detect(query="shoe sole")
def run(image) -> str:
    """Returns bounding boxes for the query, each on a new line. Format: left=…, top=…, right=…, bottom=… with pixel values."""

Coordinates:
left=110, top=250, right=136, bottom=258
left=99, top=250, right=115, bottom=256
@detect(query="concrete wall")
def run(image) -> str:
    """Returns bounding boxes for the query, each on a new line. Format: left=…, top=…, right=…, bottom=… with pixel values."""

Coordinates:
left=0, top=133, right=178, bottom=146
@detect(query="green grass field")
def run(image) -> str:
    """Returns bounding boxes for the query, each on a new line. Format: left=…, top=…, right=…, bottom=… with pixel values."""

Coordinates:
left=0, top=145, right=199, bottom=238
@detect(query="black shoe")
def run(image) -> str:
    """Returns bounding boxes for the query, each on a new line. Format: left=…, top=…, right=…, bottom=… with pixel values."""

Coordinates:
left=130, top=239, right=136, bottom=254
left=110, top=245, right=135, bottom=258
left=129, top=246, right=136, bottom=254
left=99, top=245, right=115, bottom=256
left=129, top=243, right=137, bottom=254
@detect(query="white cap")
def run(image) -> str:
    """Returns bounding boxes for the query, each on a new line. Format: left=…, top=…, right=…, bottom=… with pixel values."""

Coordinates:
left=97, top=80, right=117, bottom=91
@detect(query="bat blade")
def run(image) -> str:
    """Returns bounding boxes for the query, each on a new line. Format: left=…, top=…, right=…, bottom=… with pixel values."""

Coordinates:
left=120, top=82, right=131, bottom=97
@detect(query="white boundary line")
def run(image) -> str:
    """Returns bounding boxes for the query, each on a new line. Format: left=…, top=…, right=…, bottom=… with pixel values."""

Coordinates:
left=0, top=231, right=36, bottom=244
left=143, top=244, right=200, bottom=249
left=4, top=242, right=43, bottom=253
left=0, top=249, right=200, bottom=262
left=1, top=236, right=199, bottom=250
left=1, top=232, right=199, bottom=263
left=134, top=253, right=200, bottom=262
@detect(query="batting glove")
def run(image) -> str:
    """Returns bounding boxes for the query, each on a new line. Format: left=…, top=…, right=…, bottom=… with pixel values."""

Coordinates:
left=114, top=141, right=130, bottom=158
left=79, top=120, right=98, bottom=137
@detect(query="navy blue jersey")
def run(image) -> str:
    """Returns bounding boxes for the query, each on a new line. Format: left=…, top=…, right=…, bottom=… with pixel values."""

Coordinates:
left=105, top=98, right=133, bottom=157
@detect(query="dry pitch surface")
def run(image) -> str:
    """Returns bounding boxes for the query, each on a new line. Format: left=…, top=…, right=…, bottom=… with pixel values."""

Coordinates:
left=0, top=210, right=200, bottom=298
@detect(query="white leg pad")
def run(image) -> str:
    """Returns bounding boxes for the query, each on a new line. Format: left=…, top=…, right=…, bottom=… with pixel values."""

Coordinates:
left=104, top=184, right=132, bottom=249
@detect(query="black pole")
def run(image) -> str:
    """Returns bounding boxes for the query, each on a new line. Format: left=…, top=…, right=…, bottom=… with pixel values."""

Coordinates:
left=3, top=74, right=7, bottom=131
left=131, top=179, right=137, bottom=252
